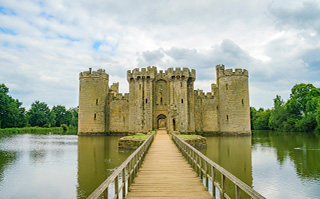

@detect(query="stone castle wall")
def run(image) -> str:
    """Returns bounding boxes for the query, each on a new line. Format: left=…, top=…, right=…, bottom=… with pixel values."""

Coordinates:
left=78, top=69, right=109, bottom=135
left=78, top=65, right=251, bottom=135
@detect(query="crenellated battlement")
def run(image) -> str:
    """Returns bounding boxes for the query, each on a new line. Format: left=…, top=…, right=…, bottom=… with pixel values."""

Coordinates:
left=110, top=93, right=129, bottom=101
left=127, top=66, right=157, bottom=81
left=166, top=67, right=196, bottom=81
left=79, top=68, right=109, bottom=79
left=194, top=89, right=214, bottom=99
left=216, top=64, right=248, bottom=79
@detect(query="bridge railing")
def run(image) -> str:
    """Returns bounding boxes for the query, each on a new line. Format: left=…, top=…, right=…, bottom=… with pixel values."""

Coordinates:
left=88, top=133, right=154, bottom=199
left=172, top=133, right=266, bottom=199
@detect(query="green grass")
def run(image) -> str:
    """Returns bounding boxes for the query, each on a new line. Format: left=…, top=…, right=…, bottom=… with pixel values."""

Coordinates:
left=125, top=134, right=151, bottom=140
left=176, top=135, right=198, bottom=139
left=0, top=127, right=78, bottom=135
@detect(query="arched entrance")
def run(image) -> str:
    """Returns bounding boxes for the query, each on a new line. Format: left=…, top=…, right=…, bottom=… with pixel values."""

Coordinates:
left=157, top=114, right=167, bottom=129
left=172, top=119, right=176, bottom=131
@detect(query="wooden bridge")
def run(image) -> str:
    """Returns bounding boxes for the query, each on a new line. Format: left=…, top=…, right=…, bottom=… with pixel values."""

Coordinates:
left=126, top=130, right=211, bottom=198
left=88, top=130, right=266, bottom=199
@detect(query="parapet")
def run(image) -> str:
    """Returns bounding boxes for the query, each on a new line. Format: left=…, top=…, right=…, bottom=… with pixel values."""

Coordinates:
left=127, top=66, right=157, bottom=81
left=79, top=68, right=109, bottom=79
left=166, top=67, right=196, bottom=81
left=216, top=64, right=248, bottom=79
left=110, top=93, right=129, bottom=101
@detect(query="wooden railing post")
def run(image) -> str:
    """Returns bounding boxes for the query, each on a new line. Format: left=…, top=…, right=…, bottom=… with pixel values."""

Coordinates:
left=122, top=169, right=126, bottom=198
left=205, top=161, right=208, bottom=190
left=221, top=174, right=225, bottom=199
left=235, top=185, right=241, bottom=199
left=104, top=187, right=108, bottom=199
left=211, top=166, right=216, bottom=198
left=115, top=175, right=119, bottom=199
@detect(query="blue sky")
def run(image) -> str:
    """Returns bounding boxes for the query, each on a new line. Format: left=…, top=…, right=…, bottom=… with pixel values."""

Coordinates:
left=0, top=0, right=320, bottom=109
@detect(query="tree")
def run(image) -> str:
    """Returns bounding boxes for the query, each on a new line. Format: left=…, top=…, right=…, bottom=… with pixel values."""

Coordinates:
left=0, top=84, right=27, bottom=128
left=52, top=105, right=71, bottom=127
left=27, top=101, right=55, bottom=127
left=68, top=107, right=78, bottom=127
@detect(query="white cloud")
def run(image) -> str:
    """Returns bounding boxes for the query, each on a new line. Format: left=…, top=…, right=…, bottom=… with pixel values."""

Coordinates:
left=0, top=0, right=319, bottom=109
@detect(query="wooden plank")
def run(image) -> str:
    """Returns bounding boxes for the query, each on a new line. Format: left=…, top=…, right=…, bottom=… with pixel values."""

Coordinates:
left=126, top=130, right=211, bottom=199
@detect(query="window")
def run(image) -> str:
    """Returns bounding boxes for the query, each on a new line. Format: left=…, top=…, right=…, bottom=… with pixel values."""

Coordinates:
left=160, top=97, right=163, bottom=104
left=226, top=115, right=229, bottom=121
left=181, top=99, right=183, bottom=103
left=160, top=85, right=162, bottom=90
left=96, top=99, right=98, bottom=105
left=146, top=99, right=148, bottom=103
left=226, top=84, right=228, bottom=90
left=180, top=82, right=183, bottom=87
left=94, top=113, right=97, bottom=120
left=242, top=99, right=244, bottom=105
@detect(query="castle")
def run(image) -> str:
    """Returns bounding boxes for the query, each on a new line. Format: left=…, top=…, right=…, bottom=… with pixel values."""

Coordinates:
left=78, top=65, right=251, bottom=135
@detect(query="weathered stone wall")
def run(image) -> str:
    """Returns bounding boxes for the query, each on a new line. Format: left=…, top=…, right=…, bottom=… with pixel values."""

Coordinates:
left=194, top=90, right=218, bottom=133
left=216, top=65, right=251, bottom=134
left=78, top=65, right=251, bottom=135
left=78, top=68, right=109, bottom=135
left=109, top=93, right=129, bottom=132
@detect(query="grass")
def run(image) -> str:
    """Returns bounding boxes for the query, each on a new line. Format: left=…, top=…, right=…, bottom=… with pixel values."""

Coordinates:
left=125, top=134, right=151, bottom=140
left=0, top=126, right=78, bottom=135
left=176, top=135, right=198, bottom=140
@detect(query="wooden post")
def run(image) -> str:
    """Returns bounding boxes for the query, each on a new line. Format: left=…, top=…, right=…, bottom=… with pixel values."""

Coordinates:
left=104, top=187, right=108, bottom=199
left=199, top=157, right=203, bottom=180
left=115, top=175, right=119, bottom=199
left=221, top=174, right=225, bottom=199
left=128, top=162, right=131, bottom=192
left=235, top=185, right=241, bottom=199
left=122, top=169, right=126, bottom=198
left=211, top=166, right=216, bottom=198
left=205, top=161, right=208, bottom=190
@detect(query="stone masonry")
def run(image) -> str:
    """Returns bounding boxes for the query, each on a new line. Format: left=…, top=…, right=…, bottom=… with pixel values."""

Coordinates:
left=78, top=65, right=251, bottom=135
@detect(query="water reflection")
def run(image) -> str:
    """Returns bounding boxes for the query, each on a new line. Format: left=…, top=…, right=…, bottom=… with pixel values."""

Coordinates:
left=252, top=131, right=320, bottom=181
left=252, top=131, right=320, bottom=198
left=77, top=136, right=133, bottom=198
left=200, top=136, right=253, bottom=187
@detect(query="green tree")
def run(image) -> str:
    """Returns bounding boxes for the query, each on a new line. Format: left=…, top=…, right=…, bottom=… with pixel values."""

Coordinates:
left=52, top=105, right=71, bottom=127
left=68, top=107, right=78, bottom=127
left=27, top=101, right=55, bottom=127
left=253, top=108, right=272, bottom=130
left=0, top=84, right=27, bottom=128
left=269, top=95, right=288, bottom=131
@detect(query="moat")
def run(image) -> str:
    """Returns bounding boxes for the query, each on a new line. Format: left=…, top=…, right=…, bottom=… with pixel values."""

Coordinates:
left=0, top=132, right=319, bottom=199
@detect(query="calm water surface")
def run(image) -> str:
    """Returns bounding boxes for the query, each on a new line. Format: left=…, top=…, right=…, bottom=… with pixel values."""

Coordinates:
left=200, top=131, right=320, bottom=199
left=0, top=134, right=133, bottom=199
left=0, top=132, right=319, bottom=199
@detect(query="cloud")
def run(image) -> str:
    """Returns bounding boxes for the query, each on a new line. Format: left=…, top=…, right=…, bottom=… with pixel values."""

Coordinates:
left=0, top=0, right=319, bottom=110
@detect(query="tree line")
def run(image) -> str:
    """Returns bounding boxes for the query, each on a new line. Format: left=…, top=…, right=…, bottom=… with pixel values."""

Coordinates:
left=0, top=84, right=78, bottom=129
left=251, top=83, right=320, bottom=132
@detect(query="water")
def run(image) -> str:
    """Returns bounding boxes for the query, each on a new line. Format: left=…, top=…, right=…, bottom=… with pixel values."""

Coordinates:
left=0, top=132, right=319, bottom=199
left=0, top=134, right=133, bottom=199
left=200, top=131, right=320, bottom=199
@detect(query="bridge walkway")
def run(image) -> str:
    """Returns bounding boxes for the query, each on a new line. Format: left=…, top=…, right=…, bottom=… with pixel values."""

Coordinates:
left=126, top=130, right=211, bottom=199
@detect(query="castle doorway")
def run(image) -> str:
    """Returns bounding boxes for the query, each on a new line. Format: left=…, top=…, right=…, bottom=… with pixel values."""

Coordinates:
left=173, top=119, right=176, bottom=131
left=157, top=114, right=167, bottom=129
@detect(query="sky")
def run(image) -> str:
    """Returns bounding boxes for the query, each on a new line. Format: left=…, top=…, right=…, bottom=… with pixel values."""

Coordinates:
left=1, top=0, right=320, bottom=110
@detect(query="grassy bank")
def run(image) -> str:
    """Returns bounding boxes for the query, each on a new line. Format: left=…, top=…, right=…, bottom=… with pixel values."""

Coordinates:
left=0, top=126, right=78, bottom=135
left=125, top=134, right=151, bottom=140
left=176, top=135, right=198, bottom=140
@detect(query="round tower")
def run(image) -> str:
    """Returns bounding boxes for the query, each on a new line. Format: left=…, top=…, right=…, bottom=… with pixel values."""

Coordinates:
left=78, top=68, right=109, bottom=135
left=216, top=65, right=251, bottom=134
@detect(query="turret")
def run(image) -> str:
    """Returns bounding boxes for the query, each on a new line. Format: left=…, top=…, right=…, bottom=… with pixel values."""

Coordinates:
left=78, top=68, right=109, bottom=135
left=216, top=65, right=251, bottom=134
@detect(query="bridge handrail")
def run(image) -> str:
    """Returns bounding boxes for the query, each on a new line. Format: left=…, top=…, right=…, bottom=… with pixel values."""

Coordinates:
left=172, top=133, right=266, bottom=199
left=88, top=133, right=154, bottom=199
